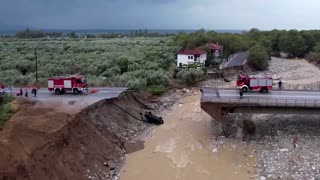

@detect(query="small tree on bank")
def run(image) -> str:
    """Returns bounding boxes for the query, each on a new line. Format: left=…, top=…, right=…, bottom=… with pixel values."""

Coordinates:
left=248, top=44, right=269, bottom=70
left=176, top=68, right=205, bottom=85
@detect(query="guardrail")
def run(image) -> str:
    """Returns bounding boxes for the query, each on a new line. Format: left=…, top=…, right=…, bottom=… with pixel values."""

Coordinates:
left=204, top=83, right=320, bottom=91
left=201, top=96, right=320, bottom=108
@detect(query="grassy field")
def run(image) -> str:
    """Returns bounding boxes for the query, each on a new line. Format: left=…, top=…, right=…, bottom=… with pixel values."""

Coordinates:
left=0, top=37, right=180, bottom=90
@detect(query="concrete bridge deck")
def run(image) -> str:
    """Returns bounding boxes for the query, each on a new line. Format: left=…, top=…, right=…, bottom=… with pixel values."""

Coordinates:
left=200, top=88, right=320, bottom=122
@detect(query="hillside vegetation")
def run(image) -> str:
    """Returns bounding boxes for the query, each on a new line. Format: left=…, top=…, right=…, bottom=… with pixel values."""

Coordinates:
left=0, top=95, right=15, bottom=128
left=0, top=38, right=179, bottom=90
left=2, top=29, right=320, bottom=90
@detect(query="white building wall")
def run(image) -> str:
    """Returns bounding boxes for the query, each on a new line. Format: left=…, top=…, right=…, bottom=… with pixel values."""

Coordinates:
left=199, top=54, right=207, bottom=64
left=177, top=53, right=207, bottom=66
left=177, top=54, right=193, bottom=66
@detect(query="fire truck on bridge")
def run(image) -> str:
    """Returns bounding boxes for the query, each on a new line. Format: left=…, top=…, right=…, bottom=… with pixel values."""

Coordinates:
left=236, top=74, right=273, bottom=93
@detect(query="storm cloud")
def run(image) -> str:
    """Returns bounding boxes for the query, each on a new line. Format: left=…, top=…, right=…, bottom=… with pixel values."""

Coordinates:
left=0, top=0, right=319, bottom=30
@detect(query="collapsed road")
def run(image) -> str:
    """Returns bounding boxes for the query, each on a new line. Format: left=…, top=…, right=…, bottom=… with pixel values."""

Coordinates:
left=0, top=91, right=154, bottom=180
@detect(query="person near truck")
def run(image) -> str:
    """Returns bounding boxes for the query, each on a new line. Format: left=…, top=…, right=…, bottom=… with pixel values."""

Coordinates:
left=239, top=88, right=244, bottom=98
left=24, top=89, right=28, bottom=98
left=31, top=87, right=37, bottom=98
left=278, top=80, right=282, bottom=90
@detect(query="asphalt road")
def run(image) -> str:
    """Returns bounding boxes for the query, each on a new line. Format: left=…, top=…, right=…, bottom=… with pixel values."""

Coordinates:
left=3, top=87, right=128, bottom=99
left=202, top=88, right=320, bottom=102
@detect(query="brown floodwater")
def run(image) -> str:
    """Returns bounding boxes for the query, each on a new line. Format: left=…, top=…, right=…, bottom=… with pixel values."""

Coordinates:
left=121, top=94, right=256, bottom=180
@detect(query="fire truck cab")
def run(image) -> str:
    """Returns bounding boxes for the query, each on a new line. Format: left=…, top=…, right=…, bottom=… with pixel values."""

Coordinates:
left=48, top=75, right=88, bottom=95
left=236, top=74, right=273, bottom=93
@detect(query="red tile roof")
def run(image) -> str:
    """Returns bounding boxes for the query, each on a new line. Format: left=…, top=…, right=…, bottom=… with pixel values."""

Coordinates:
left=177, top=48, right=207, bottom=55
left=207, top=43, right=223, bottom=50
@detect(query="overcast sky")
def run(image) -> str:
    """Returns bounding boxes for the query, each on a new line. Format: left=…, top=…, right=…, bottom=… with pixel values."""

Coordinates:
left=0, top=0, right=320, bottom=30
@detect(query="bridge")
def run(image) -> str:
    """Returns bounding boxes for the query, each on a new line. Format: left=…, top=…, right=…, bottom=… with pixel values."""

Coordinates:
left=200, top=88, right=320, bottom=134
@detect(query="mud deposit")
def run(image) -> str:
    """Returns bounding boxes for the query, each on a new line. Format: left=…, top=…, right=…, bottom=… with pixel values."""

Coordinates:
left=121, top=94, right=256, bottom=180
left=0, top=92, right=148, bottom=180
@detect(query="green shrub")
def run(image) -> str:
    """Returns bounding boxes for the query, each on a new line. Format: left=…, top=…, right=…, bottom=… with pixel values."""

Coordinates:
left=148, top=85, right=167, bottom=95
left=172, top=68, right=181, bottom=79
left=0, top=95, right=15, bottom=129
left=126, top=78, right=147, bottom=90
left=116, top=57, right=129, bottom=74
left=176, top=68, right=205, bottom=85
left=187, top=63, right=199, bottom=69
left=248, top=44, right=269, bottom=70
left=100, top=66, right=121, bottom=78
left=307, top=52, right=320, bottom=64
left=201, top=67, right=207, bottom=75
left=146, top=70, right=169, bottom=86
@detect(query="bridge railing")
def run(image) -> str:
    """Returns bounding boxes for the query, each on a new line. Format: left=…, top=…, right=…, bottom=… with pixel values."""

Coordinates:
left=201, top=96, right=320, bottom=108
left=204, top=83, right=320, bottom=91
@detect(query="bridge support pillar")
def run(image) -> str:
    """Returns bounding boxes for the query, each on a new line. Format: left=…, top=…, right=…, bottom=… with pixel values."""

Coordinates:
left=201, top=102, right=231, bottom=137
left=221, top=110, right=228, bottom=137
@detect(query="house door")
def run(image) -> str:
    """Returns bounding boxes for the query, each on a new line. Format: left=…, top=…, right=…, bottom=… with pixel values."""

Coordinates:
left=179, top=63, right=182, bottom=67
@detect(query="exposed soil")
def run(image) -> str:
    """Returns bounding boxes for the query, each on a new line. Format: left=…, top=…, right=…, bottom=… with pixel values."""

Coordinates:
left=0, top=91, right=149, bottom=180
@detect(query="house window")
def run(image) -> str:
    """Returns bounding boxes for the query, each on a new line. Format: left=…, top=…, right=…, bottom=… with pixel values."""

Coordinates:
left=191, top=56, right=193, bottom=59
left=188, top=56, right=190, bottom=59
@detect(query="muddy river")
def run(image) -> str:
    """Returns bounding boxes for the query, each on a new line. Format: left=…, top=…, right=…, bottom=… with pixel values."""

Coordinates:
left=121, top=94, right=256, bottom=180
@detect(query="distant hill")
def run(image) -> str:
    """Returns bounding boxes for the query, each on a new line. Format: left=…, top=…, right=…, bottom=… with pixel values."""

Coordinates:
left=0, top=25, right=28, bottom=34
left=0, top=28, right=247, bottom=35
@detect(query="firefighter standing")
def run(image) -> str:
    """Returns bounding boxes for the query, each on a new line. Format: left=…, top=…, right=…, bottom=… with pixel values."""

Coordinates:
left=239, top=88, right=244, bottom=98
left=19, top=88, right=23, bottom=96
left=278, top=80, right=282, bottom=90
left=31, top=87, right=37, bottom=98
left=25, top=89, right=28, bottom=98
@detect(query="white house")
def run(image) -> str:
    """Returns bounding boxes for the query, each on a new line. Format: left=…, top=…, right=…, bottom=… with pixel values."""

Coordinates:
left=176, top=48, right=207, bottom=67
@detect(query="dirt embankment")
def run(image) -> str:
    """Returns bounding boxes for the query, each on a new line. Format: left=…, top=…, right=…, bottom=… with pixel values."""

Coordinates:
left=0, top=91, right=148, bottom=180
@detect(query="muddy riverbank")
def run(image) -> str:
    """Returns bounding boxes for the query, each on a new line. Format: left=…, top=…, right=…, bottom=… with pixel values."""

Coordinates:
left=121, top=93, right=256, bottom=180
left=121, top=58, right=320, bottom=180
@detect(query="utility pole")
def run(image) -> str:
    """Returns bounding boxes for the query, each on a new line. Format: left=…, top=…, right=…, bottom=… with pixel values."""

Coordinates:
left=34, top=47, right=38, bottom=83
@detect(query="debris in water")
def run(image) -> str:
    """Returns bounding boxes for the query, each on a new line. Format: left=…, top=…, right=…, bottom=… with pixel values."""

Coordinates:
left=212, top=148, right=218, bottom=153
left=259, top=176, right=266, bottom=180
left=280, top=148, right=289, bottom=152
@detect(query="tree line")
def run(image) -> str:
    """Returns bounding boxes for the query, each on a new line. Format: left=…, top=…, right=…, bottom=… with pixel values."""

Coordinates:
left=11, top=29, right=175, bottom=39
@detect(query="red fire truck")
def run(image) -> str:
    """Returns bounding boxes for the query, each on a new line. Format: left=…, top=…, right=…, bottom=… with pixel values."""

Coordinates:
left=236, top=74, right=273, bottom=93
left=48, top=75, right=88, bottom=95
